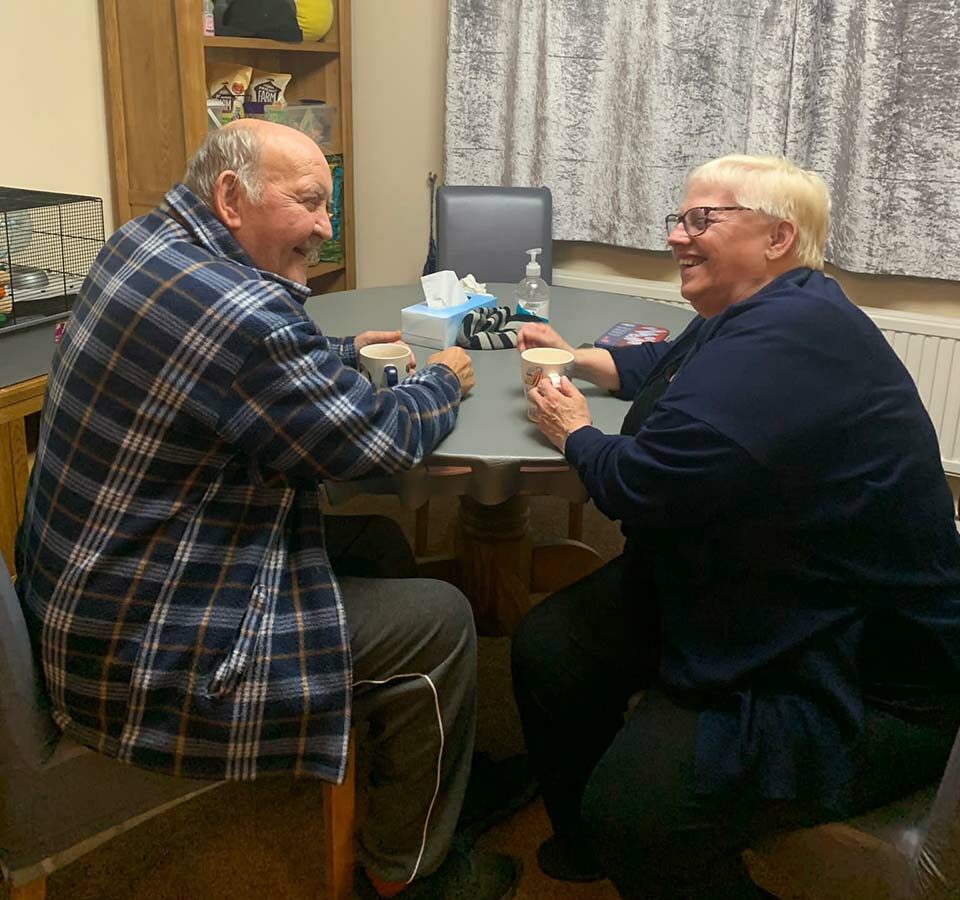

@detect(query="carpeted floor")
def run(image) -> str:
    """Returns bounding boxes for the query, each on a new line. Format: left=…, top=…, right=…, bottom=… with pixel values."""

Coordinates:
left=44, top=494, right=626, bottom=900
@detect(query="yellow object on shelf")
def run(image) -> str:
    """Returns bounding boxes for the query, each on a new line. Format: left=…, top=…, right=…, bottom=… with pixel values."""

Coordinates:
left=297, top=0, right=334, bottom=41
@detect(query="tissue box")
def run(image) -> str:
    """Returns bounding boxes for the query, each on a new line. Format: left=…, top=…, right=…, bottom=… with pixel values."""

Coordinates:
left=401, top=293, right=493, bottom=349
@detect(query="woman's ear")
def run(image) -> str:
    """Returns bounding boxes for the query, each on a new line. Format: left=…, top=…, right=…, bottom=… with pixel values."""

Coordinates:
left=767, top=219, right=798, bottom=261
left=211, top=171, right=242, bottom=230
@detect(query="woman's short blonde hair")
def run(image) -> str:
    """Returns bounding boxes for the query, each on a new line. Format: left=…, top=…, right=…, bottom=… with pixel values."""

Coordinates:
left=687, top=155, right=831, bottom=270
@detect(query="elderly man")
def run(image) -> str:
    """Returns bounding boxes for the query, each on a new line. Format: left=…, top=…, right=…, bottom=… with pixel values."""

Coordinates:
left=16, top=120, right=519, bottom=900
left=513, top=155, right=960, bottom=898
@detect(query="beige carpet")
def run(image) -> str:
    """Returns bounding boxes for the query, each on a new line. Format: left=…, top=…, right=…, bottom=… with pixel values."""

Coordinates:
left=44, top=494, right=626, bottom=900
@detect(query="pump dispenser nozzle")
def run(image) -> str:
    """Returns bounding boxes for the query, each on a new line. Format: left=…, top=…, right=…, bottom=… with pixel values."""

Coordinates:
left=525, top=248, right=542, bottom=277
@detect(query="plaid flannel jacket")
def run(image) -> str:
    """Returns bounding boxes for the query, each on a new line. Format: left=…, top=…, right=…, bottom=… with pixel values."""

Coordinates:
left=16, top=184, right=461, bottom=782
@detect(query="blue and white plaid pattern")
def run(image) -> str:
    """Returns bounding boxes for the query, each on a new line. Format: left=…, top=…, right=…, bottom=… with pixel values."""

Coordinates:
left=16, top=184, right=461, bottom=782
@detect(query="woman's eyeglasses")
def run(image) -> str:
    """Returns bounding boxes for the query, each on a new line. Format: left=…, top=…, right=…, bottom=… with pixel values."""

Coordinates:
left=664, top=206, right=752, bottom=237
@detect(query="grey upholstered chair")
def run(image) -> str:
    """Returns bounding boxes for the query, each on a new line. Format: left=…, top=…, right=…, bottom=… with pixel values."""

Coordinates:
left=0, top=555, right=356, bottom=900
left=744, top=724, right=960, bottom=899
left=436, top=185, right=553, bottom=285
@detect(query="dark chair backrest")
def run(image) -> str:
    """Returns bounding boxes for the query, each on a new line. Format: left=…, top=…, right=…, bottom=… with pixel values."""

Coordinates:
left=0, top=554, right=59, bottom=773
left=436, top=185, right=553, bottom=285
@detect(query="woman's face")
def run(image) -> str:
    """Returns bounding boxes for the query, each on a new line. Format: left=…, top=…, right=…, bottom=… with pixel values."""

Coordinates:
left=667, top=182, right=779, bottom=318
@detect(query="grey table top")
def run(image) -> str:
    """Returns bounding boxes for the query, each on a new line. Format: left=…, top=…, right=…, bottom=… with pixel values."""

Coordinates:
left=309, top=283, right=695, bottom=506
left=305, top=283, right=695, bottom=470
left=0, top=319, right=62, bottom=389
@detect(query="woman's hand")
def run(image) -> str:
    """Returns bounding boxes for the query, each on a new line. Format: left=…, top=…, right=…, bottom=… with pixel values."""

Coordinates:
left=519, top=324, right=621, bottom=391
left=517, top=323, right=575, bottom=354
left=528, top=376, right=592, bottom=452
left=355, top=330, right=416, bottom=373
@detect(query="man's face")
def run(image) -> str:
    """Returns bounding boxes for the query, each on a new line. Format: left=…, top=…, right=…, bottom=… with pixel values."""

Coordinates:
left=667, top=183, right=777, bottom=318
left=232, top=132, right=333, bottom=284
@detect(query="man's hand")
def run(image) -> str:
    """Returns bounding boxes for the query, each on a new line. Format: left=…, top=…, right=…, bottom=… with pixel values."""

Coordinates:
left=426, top=347, right=475, bottom=397
left=517, top=323, right=575, bottom=354
left=528, top=376, right=591, bottom=451
left=355, top=330, right=416, bottom=373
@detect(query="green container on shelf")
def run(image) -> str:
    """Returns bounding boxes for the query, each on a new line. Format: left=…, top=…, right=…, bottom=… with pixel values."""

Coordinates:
left=261, top=103, right=337, bottom=152
left=318, top=154, right=343, bottom=264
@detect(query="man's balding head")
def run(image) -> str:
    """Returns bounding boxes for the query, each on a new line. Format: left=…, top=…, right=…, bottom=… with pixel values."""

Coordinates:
left=183, top=120, right=333, bottom=284
left=184, top=119, right=326, bottom=205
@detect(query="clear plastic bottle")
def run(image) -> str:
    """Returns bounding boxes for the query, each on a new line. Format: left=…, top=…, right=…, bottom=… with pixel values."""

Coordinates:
left=515, top=248, right=550, bottom=321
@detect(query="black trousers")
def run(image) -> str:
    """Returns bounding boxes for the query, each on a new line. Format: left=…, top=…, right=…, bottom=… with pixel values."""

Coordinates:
left=511, top=556, right=956, bottom=899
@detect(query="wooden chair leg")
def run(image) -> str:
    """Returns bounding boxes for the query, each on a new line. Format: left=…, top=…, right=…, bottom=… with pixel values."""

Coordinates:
left=9, top=876, right=46, bottom=900
left=414, top=500, right=430, bottom=557
left=567, top=500, right=583, bottom=542
left=323, top=735, right=356, bottom=900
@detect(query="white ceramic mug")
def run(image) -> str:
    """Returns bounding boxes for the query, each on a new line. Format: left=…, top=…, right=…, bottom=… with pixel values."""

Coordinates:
left=520, top=347, right=575, bottom=422
left=359, top=342, right=412, bottom=388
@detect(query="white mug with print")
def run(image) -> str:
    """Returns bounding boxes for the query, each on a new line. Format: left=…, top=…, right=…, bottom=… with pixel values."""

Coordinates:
left=520, top=347, right=575, bottom=422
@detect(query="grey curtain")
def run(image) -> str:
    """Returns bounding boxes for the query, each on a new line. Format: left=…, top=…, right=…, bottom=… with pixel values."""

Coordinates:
left=444, top=0, right=960, bottom=280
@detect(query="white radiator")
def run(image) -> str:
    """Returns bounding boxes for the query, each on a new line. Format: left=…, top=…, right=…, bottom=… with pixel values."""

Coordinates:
left=554, top=269, right=960, bottom=476
left=869, top=308, right=960, bottom=476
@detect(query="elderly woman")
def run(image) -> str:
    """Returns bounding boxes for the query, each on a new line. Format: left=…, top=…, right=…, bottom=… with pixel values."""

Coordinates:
left=512, top=155, right=960, bottom=899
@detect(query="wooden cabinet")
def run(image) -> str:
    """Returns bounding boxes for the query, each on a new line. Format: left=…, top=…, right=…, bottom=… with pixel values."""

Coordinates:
left=100, top=0, right=355, bottom=293
left=0, top=379, right=44, bottom=577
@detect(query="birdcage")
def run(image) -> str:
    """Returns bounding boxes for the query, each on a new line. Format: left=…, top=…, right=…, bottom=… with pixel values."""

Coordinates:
left=0, top=187, right=105, bottom=334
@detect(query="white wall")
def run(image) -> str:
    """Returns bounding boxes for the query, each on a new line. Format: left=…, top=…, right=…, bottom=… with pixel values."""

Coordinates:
left=351, top=0, right=447, bottom=288
left=1, top=1, right=115, bottom=232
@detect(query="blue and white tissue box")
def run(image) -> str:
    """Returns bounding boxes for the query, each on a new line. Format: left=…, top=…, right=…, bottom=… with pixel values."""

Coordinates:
left=401, top=293, right=495, bottom=349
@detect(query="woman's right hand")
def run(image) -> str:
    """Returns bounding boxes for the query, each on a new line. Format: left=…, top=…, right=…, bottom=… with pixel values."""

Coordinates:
left=516, top=323, right=575, bottom=354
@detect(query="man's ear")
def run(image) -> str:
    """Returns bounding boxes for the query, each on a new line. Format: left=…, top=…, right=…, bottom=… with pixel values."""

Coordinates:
left=211, top=171, right=243, bottom=230
left=767, top=219, right=798, bottom=261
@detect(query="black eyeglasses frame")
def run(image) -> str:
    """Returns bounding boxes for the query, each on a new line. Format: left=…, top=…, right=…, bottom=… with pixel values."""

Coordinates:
left=664, top=206, right=753, bottom=238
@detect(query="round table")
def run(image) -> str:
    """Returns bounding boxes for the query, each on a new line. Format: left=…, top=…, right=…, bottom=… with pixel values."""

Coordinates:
left=306, top=283, right=695, bottom=633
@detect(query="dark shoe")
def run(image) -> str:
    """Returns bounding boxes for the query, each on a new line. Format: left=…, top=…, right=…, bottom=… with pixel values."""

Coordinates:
left=355, top=847, right=522, bottom=899
left=536, top=834, right=604, bottom=883
left=454, top=752, right=539, bottom=847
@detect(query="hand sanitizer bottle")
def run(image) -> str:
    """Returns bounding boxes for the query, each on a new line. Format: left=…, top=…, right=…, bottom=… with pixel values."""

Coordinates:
left=515, top=248, right=550, bottom=321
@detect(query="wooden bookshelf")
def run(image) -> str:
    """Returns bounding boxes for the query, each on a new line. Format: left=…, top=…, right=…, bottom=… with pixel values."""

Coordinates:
left=308, top=261, right=346, bottom=278
left=100, top=0, right=355, bottom=293
left=203, top=35, right=340, bottom=53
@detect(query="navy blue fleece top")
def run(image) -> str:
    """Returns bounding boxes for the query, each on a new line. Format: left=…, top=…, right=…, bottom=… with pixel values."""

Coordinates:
left=565, top=268, right=960, bottom=811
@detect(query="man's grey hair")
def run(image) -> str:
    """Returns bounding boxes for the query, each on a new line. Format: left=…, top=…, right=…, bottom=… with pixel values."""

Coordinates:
left=183, top=125, right=265, bottom=206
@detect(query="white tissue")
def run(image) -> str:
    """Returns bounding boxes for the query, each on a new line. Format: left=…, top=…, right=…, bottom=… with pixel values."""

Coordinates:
left=421, top=270, right=468, bottom=309
left=460, top=273, right=489, bottom=295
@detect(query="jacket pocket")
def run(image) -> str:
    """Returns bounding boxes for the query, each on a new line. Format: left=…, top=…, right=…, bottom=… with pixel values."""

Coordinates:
left=205, top=584, right=269, bottom=699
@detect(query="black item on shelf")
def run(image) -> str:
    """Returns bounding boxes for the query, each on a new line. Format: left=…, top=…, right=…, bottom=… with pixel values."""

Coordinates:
left=0, top=187, right=105, bottom=336
left=215, top=0, right=302, bottom=41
